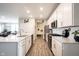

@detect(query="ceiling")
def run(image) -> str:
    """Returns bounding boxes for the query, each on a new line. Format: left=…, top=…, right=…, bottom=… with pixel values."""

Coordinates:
left=0, top=3, right=59, bottom=20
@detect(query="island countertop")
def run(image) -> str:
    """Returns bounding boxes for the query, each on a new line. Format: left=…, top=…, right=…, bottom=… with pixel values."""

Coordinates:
left=0, top=34, right=27, bottom=42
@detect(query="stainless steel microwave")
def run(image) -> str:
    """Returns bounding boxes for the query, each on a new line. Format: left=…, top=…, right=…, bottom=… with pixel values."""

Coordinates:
left=51, top=20, right=57, bottom=28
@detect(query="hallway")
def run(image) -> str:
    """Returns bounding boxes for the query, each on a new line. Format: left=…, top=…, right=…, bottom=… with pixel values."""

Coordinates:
left=26, top=36, right=53, bottom=56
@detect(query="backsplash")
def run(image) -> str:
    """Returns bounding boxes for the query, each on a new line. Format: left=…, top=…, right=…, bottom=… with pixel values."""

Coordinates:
left=52, top=26, right=79, bottom=40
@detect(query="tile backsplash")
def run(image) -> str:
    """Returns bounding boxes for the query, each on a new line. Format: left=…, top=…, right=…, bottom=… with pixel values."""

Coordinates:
left=52, top=26, right=79, bottom=40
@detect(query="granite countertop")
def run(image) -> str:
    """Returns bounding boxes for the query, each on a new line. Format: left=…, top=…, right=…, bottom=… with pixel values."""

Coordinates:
left=52, top=36, right=79, bottom=44
left=0, top=34, right=28, bottom=42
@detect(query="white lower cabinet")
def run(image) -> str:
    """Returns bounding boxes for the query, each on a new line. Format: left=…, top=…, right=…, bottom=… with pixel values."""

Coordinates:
left=52, top=40, right=56, bottom=55
left=55, top=40, right=62, bottom=56
left=18, top=38, right=26, bottom=56
left=25, top=36, right=31, bottom=54
left=52, top=37, right=79, bottom=56
left=52, top=39, right=62, bottom=56
left=18, top=35, right=32, bottom=56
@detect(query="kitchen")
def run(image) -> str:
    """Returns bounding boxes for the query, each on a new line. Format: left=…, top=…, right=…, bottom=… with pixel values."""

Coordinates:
left=46, top=3, right=79, bottom=56
left=0, top=3, right=79, bottom=56
left=0, top=16, right=33, bottom=56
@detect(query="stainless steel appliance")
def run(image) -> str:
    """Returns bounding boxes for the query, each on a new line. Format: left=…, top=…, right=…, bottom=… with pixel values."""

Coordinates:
left=51, top=20, right=57, bottom=28
left=44, top=25, right=49, bottom=41
left=62, top=28, right=71, bottom=38
left=48, top=34, right=52, bottom=50
left=48, top=29, right=52, bottom=50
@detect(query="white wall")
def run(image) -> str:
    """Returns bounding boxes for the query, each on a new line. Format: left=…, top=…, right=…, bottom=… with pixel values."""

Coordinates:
left=19, top=18, right=35, bottom=34
left=19, top=18, right=35, bottom=40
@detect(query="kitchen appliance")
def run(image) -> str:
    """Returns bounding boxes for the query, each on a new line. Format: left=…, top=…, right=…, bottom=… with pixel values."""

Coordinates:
left=49, top=29, right=52, bottom=34
left=44, top=25, right=49, bottom=41
left=48, top=29, right=53, bottom=50
left=48, top=34, right=52, bottom=50
left=51, top=20, right=57, bottom=28
left=62, top=28, right=71, bottom=38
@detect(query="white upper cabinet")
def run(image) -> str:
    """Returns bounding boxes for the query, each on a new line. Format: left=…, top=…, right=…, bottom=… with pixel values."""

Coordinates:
left=56, top=3, right=73, bottom=27
left=47, top=8, right=57, bottom=28
left=48, top=3, right=79, bottom=27
left=57, top=3, right=79, bottom=27
left=56, top=4, right=64, bottom=27
left=52, top=9, right=57, bottom=21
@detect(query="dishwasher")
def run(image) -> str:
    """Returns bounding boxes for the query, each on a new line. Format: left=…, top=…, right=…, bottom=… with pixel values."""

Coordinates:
left=48, top=34, right=52, bottom=50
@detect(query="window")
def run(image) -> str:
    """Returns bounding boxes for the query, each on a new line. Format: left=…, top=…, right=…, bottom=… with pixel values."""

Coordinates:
left=0, top=23, right=19, bottom=33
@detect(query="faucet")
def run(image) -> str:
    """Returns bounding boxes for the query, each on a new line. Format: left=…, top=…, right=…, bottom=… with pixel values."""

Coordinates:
left=19, top=29, right=24, bottom=36
left=19, top=29, right=27, bottom=36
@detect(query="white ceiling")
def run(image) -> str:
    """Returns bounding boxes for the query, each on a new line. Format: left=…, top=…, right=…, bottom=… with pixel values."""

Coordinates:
left=0, top=3, right=59, bottom=20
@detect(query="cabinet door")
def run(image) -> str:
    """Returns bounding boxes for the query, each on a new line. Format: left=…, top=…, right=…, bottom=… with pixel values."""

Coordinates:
left=52, top=39, right=54, bottom=51
left=55, top=40, right=62, bottom=56
left=19, top=38, right=26, bottom=56
left=52, top=39, right=56, bottom=55
left=62, top=3, right=72, bottom=26
left=22, top=45, right=26, bottom=56
left=26, top=36, right=31, bottom=54
left=26, top=37, right=29, bottom=53
left=28, top=36, right=31, bottom=50
left=57, top=4, right=64, bottom=27
left=57, top=3, right=72, bottom=27
left=52, top=10, right=57, bottom=21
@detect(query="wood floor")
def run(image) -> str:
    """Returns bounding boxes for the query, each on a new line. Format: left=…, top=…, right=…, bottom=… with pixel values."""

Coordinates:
left=26, top=36, right=53, bottom=56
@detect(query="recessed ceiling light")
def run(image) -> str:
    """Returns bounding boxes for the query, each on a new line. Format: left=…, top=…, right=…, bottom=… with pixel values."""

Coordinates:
left=40, top=14, right=43, bottom=18
left=40, top=7, right=43, bottom=11
left=26, top=10, right=30, bottom=14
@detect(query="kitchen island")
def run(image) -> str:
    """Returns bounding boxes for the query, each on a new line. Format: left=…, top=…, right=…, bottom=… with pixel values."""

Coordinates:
left=0, top=34, right=32, bottom=56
